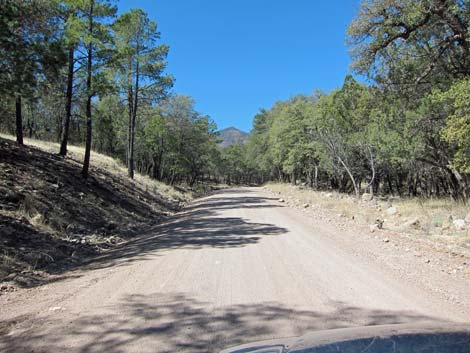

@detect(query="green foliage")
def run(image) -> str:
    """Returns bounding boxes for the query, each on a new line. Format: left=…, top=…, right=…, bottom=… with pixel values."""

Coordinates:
left=220, top=143, right=248, bottom=184
left=111, top=8, right=173, bottom=101
left=94, top=95, right=123, bottom=154
left=0, top=0, right=65, bottom=97
left=111, top=8, right=172, bottom=178
left=1, top=0, right=469, bottom=196
left=242, top=67, right=470, bottom=197
left=347, top=0, right=470, bottom=87
left=138, top=95, right=219, bottom=184
left=429, top=79, right=470, bottom=172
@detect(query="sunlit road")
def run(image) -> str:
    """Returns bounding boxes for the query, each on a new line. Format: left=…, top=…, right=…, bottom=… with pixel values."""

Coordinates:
left=1, top=188, right=468, bottom=352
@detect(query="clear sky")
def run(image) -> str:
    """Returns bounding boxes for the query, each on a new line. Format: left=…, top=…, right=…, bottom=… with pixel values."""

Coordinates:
left=118, top=0, right=361, bottom=132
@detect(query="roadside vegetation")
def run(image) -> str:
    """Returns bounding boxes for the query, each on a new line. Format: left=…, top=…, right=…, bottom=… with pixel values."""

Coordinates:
left=266, top=183, right=470, bottom=252
left=0, top=0, right=227, bottom=287
left=4, top=1, right=468, bottom=197
left=0, top=134, right=194, bottom=288
left=0, top=0, right=227, bottom=186
left=230, top=1, right=470, bottom=203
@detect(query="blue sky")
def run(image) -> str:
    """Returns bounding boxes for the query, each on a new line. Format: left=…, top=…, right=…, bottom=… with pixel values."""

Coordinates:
left=118, top=0, right=361, bottom=132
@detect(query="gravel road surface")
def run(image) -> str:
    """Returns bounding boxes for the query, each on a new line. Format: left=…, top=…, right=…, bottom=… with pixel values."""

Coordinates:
left=1, top=187, right=469, bottom=352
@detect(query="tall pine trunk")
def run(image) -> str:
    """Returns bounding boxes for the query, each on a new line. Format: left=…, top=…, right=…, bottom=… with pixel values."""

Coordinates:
left=127, top=86, right=134, bottom=179
left=127, top=60, right=140, bottom=179
left=60, top=46, right=75, bottom=156
left=128, top=112, right=135, bottom=178
left=126, top=55, right=134, bottom=179
left=15, top=95, right=23, bottom=145
left=82, top=1, right=94, bottom=178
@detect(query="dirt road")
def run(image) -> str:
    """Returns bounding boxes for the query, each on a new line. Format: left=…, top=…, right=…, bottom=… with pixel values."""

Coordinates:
left=1, top=188, right=469, bottom=352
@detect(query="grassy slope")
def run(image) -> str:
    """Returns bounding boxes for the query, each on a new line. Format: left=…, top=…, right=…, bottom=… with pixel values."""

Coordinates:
left=0, top=134, right=190, bottom=286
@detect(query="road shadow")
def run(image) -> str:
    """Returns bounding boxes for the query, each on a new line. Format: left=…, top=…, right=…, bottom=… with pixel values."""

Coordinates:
left=70, top=191, right=288, bottom=273
left=2, top=189, right=287, bottom=288
left=183, top=197, right=283, bottom=213
left=0, top=292, right=442, bottom=353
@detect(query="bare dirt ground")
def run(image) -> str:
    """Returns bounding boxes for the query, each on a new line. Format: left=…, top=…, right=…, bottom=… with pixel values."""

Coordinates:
left=1, top=187, right=469, bottom=352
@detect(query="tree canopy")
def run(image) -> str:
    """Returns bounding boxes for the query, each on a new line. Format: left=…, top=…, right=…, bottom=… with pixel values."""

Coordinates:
left=0, top=0, right=469, bottom=198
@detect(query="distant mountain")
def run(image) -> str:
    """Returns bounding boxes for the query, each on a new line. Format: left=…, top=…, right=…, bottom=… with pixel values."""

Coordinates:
left=218, top=127, right=249, bottom=148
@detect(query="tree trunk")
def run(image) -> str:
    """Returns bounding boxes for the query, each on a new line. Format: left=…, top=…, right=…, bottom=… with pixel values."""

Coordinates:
left=314, top=165, right=318, bottom=188
left=190, top=173, right=197, bottom=186
left=152, top=153, right=162, bottom=180
left=127, top=100, right=134, bottom=178
left=15, top=95, right=23, bottom=145
left=127, top=53, right=140, bottom=179
left=126, top=56, right=134, bottom=179
left=366, top=145, right=376, bottom=195
left=27, top=119, right=34, bottom=138
left=60, top=46, right=75, bottom=156
left=447, top=167, right=465, bottom=200
left=338, top=156, right=359, bottom=198
left=82, top=1, right=94, bottom=179
left=128, top=119, right=136, bottom=178
left=82, top=93, right=92, bottom=178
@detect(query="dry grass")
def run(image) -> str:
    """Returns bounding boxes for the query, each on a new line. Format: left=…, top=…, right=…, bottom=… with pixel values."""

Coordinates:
left=396, top=198, right=470, bottom=247
left=0, top=133, right=188, bottom=204
left=266, top=182, right=470, bottom=249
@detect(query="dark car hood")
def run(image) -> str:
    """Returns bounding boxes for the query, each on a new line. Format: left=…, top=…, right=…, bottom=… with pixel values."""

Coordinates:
left=220, top=323, right=470, bottom=353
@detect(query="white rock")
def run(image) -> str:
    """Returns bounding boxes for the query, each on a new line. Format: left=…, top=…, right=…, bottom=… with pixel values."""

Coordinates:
left=362, top=193, right=373, bottom=202
left=403, top=217, right=420, bottom=229
left=303, top=203, right=309, bottom=208
left=453, top=219, right=466, bottom=231
left=278, top=198, right=285, bottom=203
left=386, top=207, right=398, bottom=216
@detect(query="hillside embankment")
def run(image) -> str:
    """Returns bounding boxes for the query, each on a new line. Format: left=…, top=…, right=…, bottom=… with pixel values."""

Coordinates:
left=0, top=135, right=194, bottom=291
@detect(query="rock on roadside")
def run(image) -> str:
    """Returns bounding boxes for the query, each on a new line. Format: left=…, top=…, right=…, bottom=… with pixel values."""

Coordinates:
left=453, top=219, right=466, bottom=231
left=386, top=207, right=398, bottom=216
left=362, top=193, right=373, bottom=202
